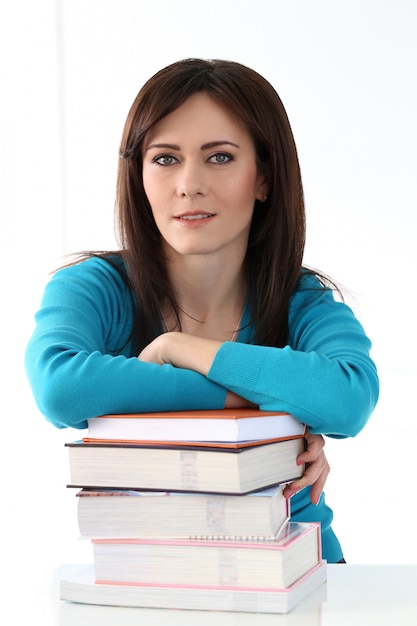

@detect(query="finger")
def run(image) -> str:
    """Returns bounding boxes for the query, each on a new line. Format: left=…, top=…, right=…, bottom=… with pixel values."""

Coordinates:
left=297, top=433, right=325, bottom=464
left=283, top=454, right=330, bottom=504
left=308, top=459, right=330, bottom=505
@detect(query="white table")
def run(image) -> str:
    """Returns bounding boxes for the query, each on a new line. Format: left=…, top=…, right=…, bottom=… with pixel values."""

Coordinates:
left=9, top=564, right=417, bottom=625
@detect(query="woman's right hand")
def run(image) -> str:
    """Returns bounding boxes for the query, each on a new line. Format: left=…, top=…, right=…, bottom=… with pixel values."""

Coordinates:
left=283, top=430, right=330, bottom=505
left=224, top=391, right=258, bottom=409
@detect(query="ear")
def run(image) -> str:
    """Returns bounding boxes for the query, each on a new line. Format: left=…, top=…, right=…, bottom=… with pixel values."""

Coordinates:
left=255, top=179, right=269, bottom=203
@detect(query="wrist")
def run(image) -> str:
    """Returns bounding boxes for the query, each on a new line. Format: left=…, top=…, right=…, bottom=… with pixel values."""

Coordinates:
left=165, top=332, right=221, bottom=375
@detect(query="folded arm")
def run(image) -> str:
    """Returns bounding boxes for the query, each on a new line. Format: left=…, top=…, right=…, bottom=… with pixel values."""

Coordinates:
left=138, top=293, right=379, bottom=438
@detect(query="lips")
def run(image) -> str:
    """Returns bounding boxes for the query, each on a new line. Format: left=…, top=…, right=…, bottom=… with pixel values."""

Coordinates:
left=178, top=213, right=215, bottom=221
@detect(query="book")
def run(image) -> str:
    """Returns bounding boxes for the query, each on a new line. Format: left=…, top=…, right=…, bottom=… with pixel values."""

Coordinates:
left=76, top=484, right=290, bottom=539
left=92, top=522, right=321, bottom=589
left=60, top=577, right=326, bottom=625
left=59, top=559, right=327, bottom=614
left=85, top=408, right=306, bottom=444
left=66, top=437, right=305, bottom=494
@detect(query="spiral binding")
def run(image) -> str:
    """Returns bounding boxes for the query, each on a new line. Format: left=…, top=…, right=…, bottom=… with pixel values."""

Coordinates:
left=188, top=535, right=276, bottom=542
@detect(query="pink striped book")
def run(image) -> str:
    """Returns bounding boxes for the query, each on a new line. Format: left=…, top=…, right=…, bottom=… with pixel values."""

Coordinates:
left=92, top=522, right=321, bottom=590
left=60, top=559, right=327, bottom=614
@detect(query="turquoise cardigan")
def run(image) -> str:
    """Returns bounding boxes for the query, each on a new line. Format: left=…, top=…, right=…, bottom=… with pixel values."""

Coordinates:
left=25, top=256, right=379, bottom=562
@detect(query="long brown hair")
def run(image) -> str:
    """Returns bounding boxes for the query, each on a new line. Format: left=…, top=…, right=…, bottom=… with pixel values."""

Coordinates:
left=115, top=58, right=311, bottom=351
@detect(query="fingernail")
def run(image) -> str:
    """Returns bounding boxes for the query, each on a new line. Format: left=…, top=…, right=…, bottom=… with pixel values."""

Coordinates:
left=314, top=492, right=322, bottom=506
left=285, top=488, right=301, bottom=499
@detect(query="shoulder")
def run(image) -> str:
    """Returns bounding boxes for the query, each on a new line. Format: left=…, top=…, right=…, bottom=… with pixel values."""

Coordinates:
left=290, top=270, right=335, bottom=308
left=288, top=269, right=366, bottom=344
left=43, top=253, right=133, bottom=308
left=54, top=252, right=126, bottom=276
left=50, top=253, right=129, bottom=288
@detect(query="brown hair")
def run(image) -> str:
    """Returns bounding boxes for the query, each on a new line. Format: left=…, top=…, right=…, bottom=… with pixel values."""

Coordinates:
left=115, top=58, right=311, bottom=351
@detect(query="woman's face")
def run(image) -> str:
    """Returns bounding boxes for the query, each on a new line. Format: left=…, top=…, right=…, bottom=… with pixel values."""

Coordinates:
left=142, top=92, right=267, bottom=262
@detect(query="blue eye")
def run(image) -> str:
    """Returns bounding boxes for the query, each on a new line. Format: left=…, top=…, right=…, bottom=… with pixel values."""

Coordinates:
left=209, top=153, right=233, bottom=164
left=153, top=154, right=177, bottom=166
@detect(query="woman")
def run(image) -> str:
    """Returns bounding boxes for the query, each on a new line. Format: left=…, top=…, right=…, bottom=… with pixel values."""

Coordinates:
left=25, top=59, right=379, bottom=562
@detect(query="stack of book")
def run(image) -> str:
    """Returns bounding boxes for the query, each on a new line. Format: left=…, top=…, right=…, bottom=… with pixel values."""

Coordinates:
left=60, top=408, right=327, bottom=614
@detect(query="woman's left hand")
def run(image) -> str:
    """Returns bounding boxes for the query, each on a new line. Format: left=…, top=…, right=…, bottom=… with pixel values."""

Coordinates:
left=138, top=332, right=221, bottom=375
left=282, top=430, right=330, bottom=505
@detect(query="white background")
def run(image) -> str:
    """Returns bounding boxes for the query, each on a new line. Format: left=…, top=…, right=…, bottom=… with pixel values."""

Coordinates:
left=1, top=1, right=416, bottom=613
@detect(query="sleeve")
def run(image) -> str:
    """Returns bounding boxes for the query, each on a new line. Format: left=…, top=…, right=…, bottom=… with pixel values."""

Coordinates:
left=207, top=277, right=379, bottom=438
left=24, top=258, right=226, bottom=430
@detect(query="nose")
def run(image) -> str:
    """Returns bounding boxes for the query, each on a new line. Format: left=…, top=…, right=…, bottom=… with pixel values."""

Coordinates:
left=176, top=161, right=208, bottom=198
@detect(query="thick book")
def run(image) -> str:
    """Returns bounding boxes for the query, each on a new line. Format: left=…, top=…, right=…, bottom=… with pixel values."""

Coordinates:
left=66, top=437, right=305, bottom=494
left=60, top=560, right=327, bottom=615
left=85, top=408, right=306, bottom=444
left=76, top=484, right=290, bottom=539
left=60, top=578, right=326, bottom=624
left=92, top=523, right=321, bottom=590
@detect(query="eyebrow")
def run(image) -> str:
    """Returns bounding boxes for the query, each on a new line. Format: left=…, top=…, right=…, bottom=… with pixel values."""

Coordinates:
left=145, top=140, right=240, bottom=152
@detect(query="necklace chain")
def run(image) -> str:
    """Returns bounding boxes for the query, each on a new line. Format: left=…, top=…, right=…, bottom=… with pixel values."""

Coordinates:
left=163, top=305, right=244, bottom=342
left=230, top=305, right=245, bottom=342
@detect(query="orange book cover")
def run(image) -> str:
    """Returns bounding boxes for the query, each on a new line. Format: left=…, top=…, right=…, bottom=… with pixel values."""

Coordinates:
left=82, top=436, right=305, bottom=448
left=92, top=409, right=290, bottom=420
left=84, top=409, right=306, bottom=445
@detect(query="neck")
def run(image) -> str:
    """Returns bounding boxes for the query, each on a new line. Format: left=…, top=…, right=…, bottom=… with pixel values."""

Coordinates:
left=163, top=250, right=247, bottom=339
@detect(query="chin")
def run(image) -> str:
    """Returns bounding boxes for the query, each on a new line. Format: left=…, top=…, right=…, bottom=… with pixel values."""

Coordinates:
left=166, top=239, right=218, bottom=257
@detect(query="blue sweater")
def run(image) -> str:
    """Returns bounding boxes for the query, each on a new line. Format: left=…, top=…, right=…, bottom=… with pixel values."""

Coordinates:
left=25, top=256, right=379, bottom=562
